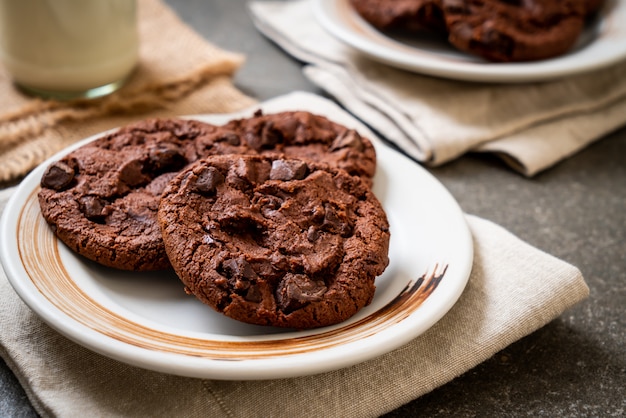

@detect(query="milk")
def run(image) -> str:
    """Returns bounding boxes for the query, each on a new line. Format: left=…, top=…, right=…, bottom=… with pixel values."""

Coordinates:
left=0, top=0, right=138, bottom=98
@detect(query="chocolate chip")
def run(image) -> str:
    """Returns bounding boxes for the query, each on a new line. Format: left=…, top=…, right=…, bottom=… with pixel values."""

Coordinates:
left=79, top=196, right=108, bottom=221
left=244, top=285, right=262, bottom=303
left=323, top=204, right=341, bottom=230
left=261, top=121, right=282, bottom=147
left=249, top=259, right=280, bottom=281
left=148, top=142, right=186, bottom=172
left=322, top=203, right=353, bottom=237
left=279, top=117, right=299, bottom=138
left=330, top=129, right=364, bottom=152
left=269, top=252, right=289, bottom=272
left=270, top=159, right=308, bottom=181
left=41, top=161, right=75, bottom=191
left=247, top=121, right=282, bottom=150
left=259, top=195, right=283, bottom=218
left=310, top=204, right=325, bottom=223
left=307, top=226, right=320, bottom=242
left=276, top=273, right=327, bottom=312
left=223, top=257, right=258, bottom=282
left=222, top=258, right=260, bottom=299
left=231, top=158, right=270, bottom=185
left=118, top=159, right=148, bottom=186
left=191, top=166, right=224, bottom=194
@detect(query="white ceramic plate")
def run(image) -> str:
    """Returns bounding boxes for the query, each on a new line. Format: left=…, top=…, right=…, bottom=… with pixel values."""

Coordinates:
left=0, top=111, right=473, bottom=380
left=314, top=0, right=626, bottom=83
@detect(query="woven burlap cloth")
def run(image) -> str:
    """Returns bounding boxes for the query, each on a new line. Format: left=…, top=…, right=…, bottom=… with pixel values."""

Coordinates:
left=250, top=0, right=626, bottom=177
left=0, top=0, right=257, bottom=184
left=0, top=91, right=589, bottom=418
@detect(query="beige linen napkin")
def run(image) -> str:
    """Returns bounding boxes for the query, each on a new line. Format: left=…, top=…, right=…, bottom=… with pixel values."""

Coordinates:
left=0, top=0, right=256, bottom=184
left=0, top=92, right=589, bottom=417
left=249, top=0, right=626, bottom=176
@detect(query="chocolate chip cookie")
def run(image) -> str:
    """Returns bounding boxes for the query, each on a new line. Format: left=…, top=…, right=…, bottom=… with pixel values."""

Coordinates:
left=37, top=118, right=222, bottom=271
left=158, top=154, right=390, bottom=329
left=350, top=0, right=603, bottom=62
left=349, top=0, right=445, bottom=33
left=207, top=110, right=378, bottom=188
left=441, top=0, right=591, bottom=62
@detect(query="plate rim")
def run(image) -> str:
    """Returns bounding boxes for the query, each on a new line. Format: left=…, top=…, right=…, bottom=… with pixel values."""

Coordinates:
left=0, top=109, right=473, bottom=380
left=313, top=0, right=626, bottom=83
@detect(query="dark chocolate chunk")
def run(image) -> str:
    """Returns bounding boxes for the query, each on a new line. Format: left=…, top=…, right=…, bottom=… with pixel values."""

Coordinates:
left=231, top=157, right=270, bottom=185
left=223, top=257, right=258, bottom=281
left=306, top=226, right=320, bottom=242
left=222, top=257, right=259, bottom=295
left=118, top=159, right=147, bottom=186
left=190, top=166, right=224, bottom=194
left=276, top=273, right=327, bottom=311
left=259, top=195, right=284, bottom=218
left=244, top=285, right=263, bottom=303
left=330, top=129, right=364, bottom=152
left=322, top=203, right=353, bottom=237
left=247, top=121, right=282, bottom=150
left=79, top=196, right=108, bottom=221
left=41, top=162, right=74, bottom=191
left=148, top=142, right=186, bottom=172
left=270, top=159, right=308, bottom=181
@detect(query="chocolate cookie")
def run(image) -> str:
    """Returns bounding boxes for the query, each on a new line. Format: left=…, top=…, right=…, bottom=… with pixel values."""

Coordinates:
left=351, top=0, right=602, bottom=62
left=158, top=154, right=390, bottom=329
left=440, top=0, right=591, bottom=62
left=205, top=110, right=378, bottom=188
left=37, top=118, right=222, bottom=271
left=349, top=0, right=445, bottom=33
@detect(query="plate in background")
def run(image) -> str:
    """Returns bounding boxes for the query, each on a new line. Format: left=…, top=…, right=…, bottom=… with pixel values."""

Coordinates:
left=314, top=0, right=626, bottom=83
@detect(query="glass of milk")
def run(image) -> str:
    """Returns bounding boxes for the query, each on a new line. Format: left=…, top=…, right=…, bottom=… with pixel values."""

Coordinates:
left=0, top=0, right=138, bottom=100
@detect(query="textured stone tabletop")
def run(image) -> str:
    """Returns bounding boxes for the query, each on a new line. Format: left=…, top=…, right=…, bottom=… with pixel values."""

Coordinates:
left=1, top=0, right=624, bottom=416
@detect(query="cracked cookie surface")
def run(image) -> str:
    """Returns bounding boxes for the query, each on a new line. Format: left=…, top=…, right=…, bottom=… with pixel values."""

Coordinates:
left=38, top=112, right=379, bottom=272
left=37, top=118, right=222, bottom=271
left=209, top=110, right=378, bottom=188
left=158, top=154, right=390, bottom=329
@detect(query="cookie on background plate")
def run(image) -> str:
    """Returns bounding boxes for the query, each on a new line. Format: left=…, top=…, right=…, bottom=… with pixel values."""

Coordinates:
left=37, top=118, right=221, bottom=271
left=350, top=0, right=604, bottom=63
left=441, top=0, right=593, bottom=62
left=158, top=154, right=390, bottom=329
left=349, top=0, right=446, bottom=33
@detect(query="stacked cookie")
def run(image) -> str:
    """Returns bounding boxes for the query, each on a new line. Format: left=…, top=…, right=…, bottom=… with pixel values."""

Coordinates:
left=38, top=112, right=390, bottom=329
left=350, top=0, right=605, bottom=62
